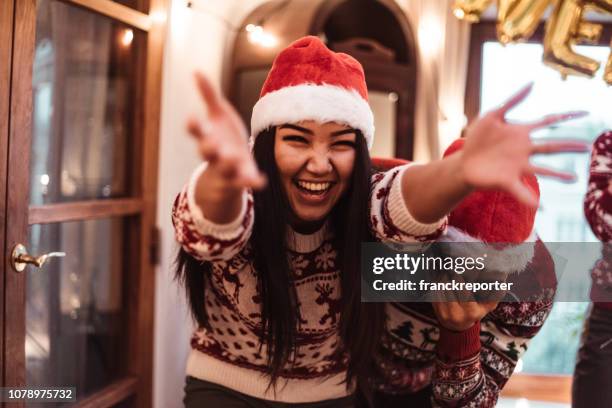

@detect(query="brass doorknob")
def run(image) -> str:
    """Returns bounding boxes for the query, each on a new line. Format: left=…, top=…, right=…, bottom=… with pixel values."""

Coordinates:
left=11, top=243, right=66, bottom=272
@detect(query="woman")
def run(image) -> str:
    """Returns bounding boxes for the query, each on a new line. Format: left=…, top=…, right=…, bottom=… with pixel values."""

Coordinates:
left=172, top=36, right=586, bottom=407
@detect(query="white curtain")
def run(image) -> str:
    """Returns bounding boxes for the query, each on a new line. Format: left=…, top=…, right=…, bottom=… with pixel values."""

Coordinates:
left=396, top=0, right=471, bottom=161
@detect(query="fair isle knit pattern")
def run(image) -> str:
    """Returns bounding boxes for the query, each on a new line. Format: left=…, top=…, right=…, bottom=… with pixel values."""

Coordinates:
left=172, top=163, right=447, bottom=403
left=172, top=162, right=550, bottom=405
left=376, top=293, right=553, bottom=407
left=585, top=131, right=612, bottom=310
left=585, top=131, right=612, bottom=242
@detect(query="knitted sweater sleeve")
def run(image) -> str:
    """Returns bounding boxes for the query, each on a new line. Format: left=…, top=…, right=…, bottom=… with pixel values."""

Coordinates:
left=171, top=163, right=254, bottom=262
left=432, top=240, right=555, bottom=407
left=432, top=298, right=552, bottom=407
left=369, top=165, right=447, bottom=244
left=584, top=131, right=612, bottom=242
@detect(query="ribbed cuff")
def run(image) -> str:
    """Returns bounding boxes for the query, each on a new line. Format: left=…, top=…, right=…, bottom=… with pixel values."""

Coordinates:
left=186, top=162, right=250, bottom=240
left=437, top=322, right=481, bottom=362
left=387, top=165, right=447, bottom=236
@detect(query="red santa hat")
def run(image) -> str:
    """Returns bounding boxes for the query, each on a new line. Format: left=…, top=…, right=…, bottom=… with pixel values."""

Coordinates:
left=439, top=138, right=539, bottom=273
left=250, top=36, right=375, bottom=148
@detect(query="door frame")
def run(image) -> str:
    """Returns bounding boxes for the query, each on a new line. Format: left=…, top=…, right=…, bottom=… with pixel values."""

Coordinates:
left=0, top=0, right=15, bottom=393
left=1, top=0, right=167, bottom=406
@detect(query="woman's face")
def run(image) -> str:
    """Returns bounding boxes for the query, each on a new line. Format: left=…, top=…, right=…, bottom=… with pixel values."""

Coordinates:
left=274, top=120, right=357, bottom=226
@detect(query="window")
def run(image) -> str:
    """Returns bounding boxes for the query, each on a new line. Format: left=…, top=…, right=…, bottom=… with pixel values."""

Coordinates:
left=469, top=23, right=612, bottom=404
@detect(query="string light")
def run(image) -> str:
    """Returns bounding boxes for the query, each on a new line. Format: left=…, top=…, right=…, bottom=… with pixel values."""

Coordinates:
left=183, top=0, right=284, bottom=48
left=453, top=8, right=465, bottom=20
left=246, top=24, right=278, bottom=48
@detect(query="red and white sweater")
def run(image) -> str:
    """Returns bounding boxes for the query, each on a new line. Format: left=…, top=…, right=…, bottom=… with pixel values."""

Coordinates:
left=585, top=131, right=612, bottom=310
left=172, top=163, right=552, bottom=405
left=375, top=239, right=554, bottom=407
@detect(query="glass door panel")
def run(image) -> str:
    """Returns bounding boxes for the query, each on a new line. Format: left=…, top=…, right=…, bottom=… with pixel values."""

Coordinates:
left=31, top=0, right=144, bottom=205
left=26, top=217, right=130, bottom=404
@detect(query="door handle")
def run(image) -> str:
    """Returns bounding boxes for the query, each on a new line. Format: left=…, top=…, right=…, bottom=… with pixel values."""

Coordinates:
left=11, top=243, right=66, bottom=272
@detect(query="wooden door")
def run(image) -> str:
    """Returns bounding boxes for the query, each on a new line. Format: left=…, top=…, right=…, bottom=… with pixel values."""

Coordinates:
left=1, top=0, right=167, bottom=406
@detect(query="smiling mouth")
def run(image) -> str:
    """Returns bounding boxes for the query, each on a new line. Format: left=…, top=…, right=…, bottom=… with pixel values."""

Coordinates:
left=294, top=180, right=335, bottom=196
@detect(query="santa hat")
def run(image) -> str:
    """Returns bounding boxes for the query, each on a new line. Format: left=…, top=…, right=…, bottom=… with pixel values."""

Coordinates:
left=439, top=138, right=539, bottom=273
left=250, top=36, right=375, bottom=148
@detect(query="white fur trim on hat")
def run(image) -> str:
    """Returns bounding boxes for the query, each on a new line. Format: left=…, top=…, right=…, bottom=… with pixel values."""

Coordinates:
left=250, top=84, right=375, bottom=149
left=437, top=226, right=537, bottom=274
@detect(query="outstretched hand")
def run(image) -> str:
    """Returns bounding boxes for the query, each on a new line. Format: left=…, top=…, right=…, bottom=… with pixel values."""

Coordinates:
left=187, top=72, right=266, bottom=191
left=460, top=83, right=588, bottom=208
left=433, top=301, right=498, bottom=332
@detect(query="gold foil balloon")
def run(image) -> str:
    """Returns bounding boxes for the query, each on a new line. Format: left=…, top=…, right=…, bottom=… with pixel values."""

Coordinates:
left=497, top=0, right=521, bottom=23
left=575, top=21, right=603, bottom=44
left=452, top=0, right=494, bottom=22
left=591, top=0, right=612, bottom=12
left=453, top=0, right=612, bottom=84
left=497, top=0, right=552, bottom=44
left=544, top=0, right=601, bottom=78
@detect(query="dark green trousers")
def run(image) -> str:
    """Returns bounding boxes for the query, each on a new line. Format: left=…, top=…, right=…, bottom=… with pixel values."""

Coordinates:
left=183, top=376, right=356, bottom=408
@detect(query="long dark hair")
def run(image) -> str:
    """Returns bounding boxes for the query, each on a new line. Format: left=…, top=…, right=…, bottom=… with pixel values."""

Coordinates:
left=175, top=127, right=386, bottom=398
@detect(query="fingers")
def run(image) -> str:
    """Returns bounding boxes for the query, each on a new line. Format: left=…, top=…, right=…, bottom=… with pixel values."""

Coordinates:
left=526, top=110, right=589, bottom=130
left=214, top=149, right=267, bottom=189
left=195, top=72, right=223, bottom=117
left=494, top=82, right=534, bottom=118
left=186, top=118, right=220, bottom=163
left=194, top=72, right=249, bottom=143
left=239, top=166, right=268, bottom=190
left=507, top=179, right=539, bottom=209
left=531, top=140, right=589, bottom=154
left=433, top=301, right=489, bottom=331
left=186, top=120, right=266, bottom=190
left=526, top=164, right=576, bottom=181
left=186, top=117, right=204, bottom=140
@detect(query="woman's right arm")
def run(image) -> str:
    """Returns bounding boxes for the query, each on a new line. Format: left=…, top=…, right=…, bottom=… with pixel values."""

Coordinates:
left=171, top=73, right=266, bottom=262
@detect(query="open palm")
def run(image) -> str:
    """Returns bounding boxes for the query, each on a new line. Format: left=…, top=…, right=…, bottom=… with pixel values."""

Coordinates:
left=461, top=83, right=588, bottom=207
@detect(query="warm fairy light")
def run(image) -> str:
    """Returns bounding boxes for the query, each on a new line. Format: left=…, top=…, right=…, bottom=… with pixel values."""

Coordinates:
left=121, top=29, right=134, bottom=47
left=453, top=8, right=466, bottom=20
left=40, top=174, right=49, bottom=186
left=246, top=24, right=278, bottom=48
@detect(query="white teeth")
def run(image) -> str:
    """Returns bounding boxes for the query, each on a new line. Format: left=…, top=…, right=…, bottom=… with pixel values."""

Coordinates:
left=297, top=181, right=332, bottom=192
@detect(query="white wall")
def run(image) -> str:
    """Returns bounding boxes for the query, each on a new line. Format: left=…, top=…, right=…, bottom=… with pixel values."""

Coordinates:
left=154, top=1, right=265, bottom=407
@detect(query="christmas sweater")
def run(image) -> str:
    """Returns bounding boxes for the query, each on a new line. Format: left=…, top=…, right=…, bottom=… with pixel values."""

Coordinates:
left=375, top=238, right=555, bottom=407
left=584, top=131, right=612, bottom=310
left=172, top=163, right=445, bottom=403
left=171, top=162, right=548, bottom=405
